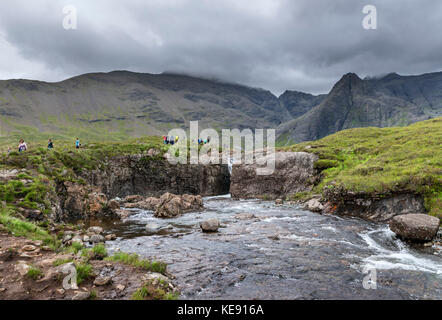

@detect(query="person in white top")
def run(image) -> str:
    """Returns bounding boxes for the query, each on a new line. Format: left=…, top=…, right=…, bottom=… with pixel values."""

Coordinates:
left=18, top=139, right=27, bottom=152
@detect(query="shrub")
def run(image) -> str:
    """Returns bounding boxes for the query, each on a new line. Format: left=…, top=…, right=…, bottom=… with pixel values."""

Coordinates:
left=75, top=263, right=93, bottom=285
left=69, top=241, right=84, bottom=254
left=26, top=266, right=43, bottom=280
left=132, top=285, right=166, bottom=300
left=91, top=243, right=108, bottom=260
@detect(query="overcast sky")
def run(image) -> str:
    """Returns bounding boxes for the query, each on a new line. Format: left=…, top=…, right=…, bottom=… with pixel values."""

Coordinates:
left=0, top=0, right=441, bottom=95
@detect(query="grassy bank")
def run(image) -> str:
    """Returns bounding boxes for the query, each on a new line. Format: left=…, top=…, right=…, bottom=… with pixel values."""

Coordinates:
left=281, top=117, right=442, bottom=218
left=0, top=136, right=166, bottom=216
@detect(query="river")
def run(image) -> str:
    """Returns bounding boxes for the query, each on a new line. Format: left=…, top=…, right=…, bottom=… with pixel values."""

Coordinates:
left=102, top=194, right=442, bottom=300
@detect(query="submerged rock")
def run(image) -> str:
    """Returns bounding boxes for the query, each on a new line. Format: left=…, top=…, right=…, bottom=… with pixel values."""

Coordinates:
left=145, top=223, right=163, bottom=233
left=235, top=213, right=257, bottom=220
left=389, top=214, right=440, bottom=241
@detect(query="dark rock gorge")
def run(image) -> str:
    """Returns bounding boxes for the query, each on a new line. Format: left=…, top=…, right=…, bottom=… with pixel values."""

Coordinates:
left=52, top=152, right=429, bottom=223
left=84, top=154, right=231, bottom=198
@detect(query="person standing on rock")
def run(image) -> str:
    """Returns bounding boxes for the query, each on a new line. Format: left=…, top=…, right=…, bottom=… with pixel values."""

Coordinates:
left=18, top=139, right=27, bottom=152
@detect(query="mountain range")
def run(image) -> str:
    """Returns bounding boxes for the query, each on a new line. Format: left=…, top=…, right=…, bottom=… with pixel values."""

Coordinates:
left=0, top=70, right=441, bottom=144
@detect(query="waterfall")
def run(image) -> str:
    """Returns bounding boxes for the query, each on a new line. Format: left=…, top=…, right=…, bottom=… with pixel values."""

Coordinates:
left=227, top=157, right=233, bottom=175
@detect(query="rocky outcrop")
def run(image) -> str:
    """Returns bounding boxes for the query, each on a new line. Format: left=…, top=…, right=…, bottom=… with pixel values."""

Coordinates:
left=121, top=193, right=204, bottom=218
left=154, top=193, right=203, bottom=218
left=124, top=197, right=160, bottom=210
left=85, top=154, right=230, bottom=199
left=389, top=214, right=440, bottom=241
left=230, top=152, right=318, bottom=200
left=47, top=153, right=228, bottom=222
left=322, top=189, right=426, bottom=222
left=54, top=181, right=119, bottom=221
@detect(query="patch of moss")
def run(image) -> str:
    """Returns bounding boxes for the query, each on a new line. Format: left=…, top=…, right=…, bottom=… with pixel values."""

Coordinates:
left=314, top=159, right=340, bottom=171
left=105, top=251, right=167, bottom=274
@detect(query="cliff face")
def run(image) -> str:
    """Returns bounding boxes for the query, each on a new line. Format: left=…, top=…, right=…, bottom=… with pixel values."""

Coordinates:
left=84, top=155, right=231, bottom=199
left=230, top=152, right=319, bottom=200
left=278, top=90, right=326, bottom=119
left=51, top=155, right=230, bottom=221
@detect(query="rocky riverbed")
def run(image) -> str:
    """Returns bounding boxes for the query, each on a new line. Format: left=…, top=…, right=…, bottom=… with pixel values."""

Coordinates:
left=100, top=195, right=442, bottom=300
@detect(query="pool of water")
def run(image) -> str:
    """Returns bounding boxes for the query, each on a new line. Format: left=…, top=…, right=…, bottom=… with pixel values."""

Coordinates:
left=101, top=195, right=442, bottom=300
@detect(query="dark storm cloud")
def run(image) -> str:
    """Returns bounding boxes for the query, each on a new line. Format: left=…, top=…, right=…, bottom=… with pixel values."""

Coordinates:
left=0, top=0, right=441, bottom=95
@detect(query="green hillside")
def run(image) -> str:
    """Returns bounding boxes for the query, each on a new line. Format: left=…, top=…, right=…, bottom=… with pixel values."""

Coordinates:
left=282, top=117, right=442, bottom=218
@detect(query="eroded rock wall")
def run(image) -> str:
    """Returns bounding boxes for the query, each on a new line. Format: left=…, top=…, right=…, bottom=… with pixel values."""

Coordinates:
left=322, top=190, right=426, bottom=222
left=84, top=155, right=231, bottom=198
left=230, top=152, right=319, bottom=199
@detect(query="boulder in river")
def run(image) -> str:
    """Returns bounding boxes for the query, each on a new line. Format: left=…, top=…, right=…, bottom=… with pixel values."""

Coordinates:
left=89, top=234, right=105, bottom=244
left=154, top=193, right=183, bottom=218
left=305, top=199, right=324, bottom=213
left=389, top=214, right=440, bottom=241
left=154, top=193, right=204, bottom=218
left=235, top=213, right=258, bottom=220
left=200, top=218, right=220, bottom=232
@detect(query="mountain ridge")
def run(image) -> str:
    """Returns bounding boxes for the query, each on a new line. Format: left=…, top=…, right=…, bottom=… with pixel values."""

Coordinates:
left=0, top=70, right=441, bottom=144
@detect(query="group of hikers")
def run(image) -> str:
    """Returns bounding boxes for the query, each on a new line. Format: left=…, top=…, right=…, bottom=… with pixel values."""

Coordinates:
left=13, top=134, right=211, bottom=153
left=10, top=138, right=81, bottom=153
left=162, top=135, right=211, bottom=145
left=197, top=137, right=210, bottom=145
left=162, top=135, right=179, bottom=145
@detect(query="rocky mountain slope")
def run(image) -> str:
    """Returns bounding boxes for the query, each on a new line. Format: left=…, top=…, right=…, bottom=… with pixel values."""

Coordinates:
left=1, top=70, right=442, bottom=144
left=0, top=71, right=290, bottom=140
left=277, top=72, right=442, bottom=144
